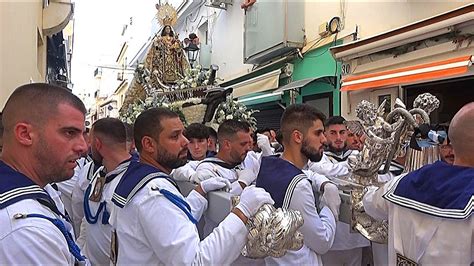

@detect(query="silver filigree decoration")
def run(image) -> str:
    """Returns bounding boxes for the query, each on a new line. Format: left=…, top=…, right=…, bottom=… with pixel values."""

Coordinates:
left=336, top=94, right=439, bottom=243
left=232, top=198, right=304, bottom=258
left=413, top=92, right=440, bottom=114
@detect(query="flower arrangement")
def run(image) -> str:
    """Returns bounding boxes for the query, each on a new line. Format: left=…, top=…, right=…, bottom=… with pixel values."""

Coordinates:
left=175, top=65, right=215, bottom=89
left=120, top=91, right=201, bottom=125
left=214, top=95, right=259, bottom=130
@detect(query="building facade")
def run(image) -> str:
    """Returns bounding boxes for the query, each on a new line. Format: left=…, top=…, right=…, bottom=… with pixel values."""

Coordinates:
left=0, top=0, right=74, bottom=109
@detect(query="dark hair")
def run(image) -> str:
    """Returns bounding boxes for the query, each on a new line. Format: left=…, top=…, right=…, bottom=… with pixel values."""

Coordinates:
left=325, top=116, right=346, bottom=127
left=207, top=126, right=217, bottom=140
left=257, top=127, right=272, bottom=134
left=275, top=130, right=283, bottom=144
left=184, top=123, right=209, bottom=140
left=217, top=120, right=250, bottom=141
left=280, top=104, right=326, bottom=144
left=160, top=25, right=174, bottom=37
left=92, top=118, right=127, bottom=144
left=124, top=122, right=134, bottom=142
left=2, top=83, right=86, bottom=134
left=134, top=108, right=179, bottom=152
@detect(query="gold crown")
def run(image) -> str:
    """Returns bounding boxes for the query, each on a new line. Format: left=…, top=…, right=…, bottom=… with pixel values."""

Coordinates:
left=155, top=3, right=177, bottom=27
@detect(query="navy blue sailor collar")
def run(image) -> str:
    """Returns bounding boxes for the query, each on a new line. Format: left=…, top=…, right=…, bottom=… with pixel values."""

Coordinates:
left=197, top=157, right=242, bottom=170
left=100, top=155, right=138, bottom=184
left=112, top=161, right=178, bottom=208
left=384, top=161, right=473, bottom=219
left=0, top=160, right=51, bottom=209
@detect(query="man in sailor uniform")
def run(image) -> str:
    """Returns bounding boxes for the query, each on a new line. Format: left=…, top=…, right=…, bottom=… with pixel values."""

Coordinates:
left=318, top=115, right=370, bottom=266
left=108, top=108, right=274, bottom=265
left=71, top=146, right=103, bottom=239
left=256, top=104, right=340, bottom=265
left=55, top=130, right=92, bottom=231
left=81, top=118, right=137, bottom=265
left=0, top=83, right=89, bottom=264
left=171, top=123, right=216, bottom=182
left=363, top=102, right=474, bottom=265
left=192, top=120, right=260, bottom=195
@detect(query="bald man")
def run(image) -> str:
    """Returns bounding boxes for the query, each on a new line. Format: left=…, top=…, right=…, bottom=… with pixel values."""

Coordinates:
left=362, top=102, right=474, bottom=265
left=0, top=83, right=89, bottom=264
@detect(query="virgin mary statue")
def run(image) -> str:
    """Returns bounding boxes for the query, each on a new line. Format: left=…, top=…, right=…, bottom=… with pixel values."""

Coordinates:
left=145, top=3, right=190, bottom=85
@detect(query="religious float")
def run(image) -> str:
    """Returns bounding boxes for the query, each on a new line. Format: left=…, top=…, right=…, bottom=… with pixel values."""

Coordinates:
left=119, top=2, right=305, bottom=258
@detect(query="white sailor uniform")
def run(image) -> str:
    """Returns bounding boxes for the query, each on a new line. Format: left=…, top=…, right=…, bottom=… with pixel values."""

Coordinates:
left=82, top=157, right=134, bottom=265
left=109, top=161, right=247, bottom=265
left=256, top=156, right=337, bottom=265
left=313, top=150, right=370, bottom=266
left=0, top=161, right=88, bottom=265
left=363, top=161, right=473, bottom=265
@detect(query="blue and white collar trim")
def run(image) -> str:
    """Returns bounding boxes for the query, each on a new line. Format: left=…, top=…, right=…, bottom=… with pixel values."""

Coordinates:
left=112, top=161, right=175, bottom=208
left=383, top=161, right=473, bottom=219
left=0, top=161, right=50, bottom=209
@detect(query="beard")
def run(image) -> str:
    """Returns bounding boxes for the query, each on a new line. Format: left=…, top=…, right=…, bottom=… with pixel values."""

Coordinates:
left=327, top=142, right=347, bottom=153
left=301, top=139, right=323, bottom=162
left=33, top=136, right=75, bottom=183
left=156, top=146, right=188, bottom=170
left=230, top=149, right=247, bottom=165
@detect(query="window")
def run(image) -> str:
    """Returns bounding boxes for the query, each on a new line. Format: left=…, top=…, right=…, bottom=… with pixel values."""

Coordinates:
left=303, top=92, right=333, bottom=118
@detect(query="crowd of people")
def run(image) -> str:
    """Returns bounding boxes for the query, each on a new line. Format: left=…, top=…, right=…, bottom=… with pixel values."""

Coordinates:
left=0, top=83, right=472, bottom=265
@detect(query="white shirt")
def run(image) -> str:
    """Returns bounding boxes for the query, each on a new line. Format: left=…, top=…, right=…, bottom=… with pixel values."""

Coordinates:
left=82, top=162, right=129, bottom=266
left=308, top=153, right=350, bottom=178
left=265, top=170, right=337, bottom=265
left=171, top=160, right=200, bottom=182
left=308, top=152, right=370, bottom=251
left=0, top=185, right=84, bottom=265
left=71, top=160, right=99, bottom=238
left=109, top=177, right=248, bottom=265
left=363, top=175, right=474, bottom=265
left=56, top=157, right=88, bottom=222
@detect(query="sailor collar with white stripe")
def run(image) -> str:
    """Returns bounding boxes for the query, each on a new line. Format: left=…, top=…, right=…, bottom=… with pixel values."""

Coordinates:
left=96, top=156, right=135, bottom=184
left=0, top=160, right=51, bottom=210
left=111, top=161, right=178, bottom=208
left=197, top=157, right=243, bottom=170
left=324, top=149, right=353, bottom=162
left=383, top=161, right=473, bottom=219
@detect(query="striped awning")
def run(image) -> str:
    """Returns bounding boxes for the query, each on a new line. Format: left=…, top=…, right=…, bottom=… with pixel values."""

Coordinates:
left=341, top=55, right=473, bottom=91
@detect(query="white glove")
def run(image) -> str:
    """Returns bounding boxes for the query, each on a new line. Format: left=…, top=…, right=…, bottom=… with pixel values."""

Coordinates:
left=257, top=133, right=274, bottom=156
left=200, top=177, right=231, bottom=193
left=320, top=182, right=341, bottom=221
left=236, top=185, right=274, bottom=218
left=237, top=168, right=257, bottom=186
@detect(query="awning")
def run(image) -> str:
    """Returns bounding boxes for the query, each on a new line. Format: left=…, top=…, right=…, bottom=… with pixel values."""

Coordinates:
left=274, top=76, right=336, bottom=93
left=237, top=91, right=283, bottom=105
left=341, top=55, right=473, bottom=92
left=230, top=69, right=281, bottom=98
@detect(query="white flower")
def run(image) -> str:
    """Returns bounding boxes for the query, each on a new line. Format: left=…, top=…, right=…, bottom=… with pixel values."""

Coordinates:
left=226, top=115, right=233, bottom=120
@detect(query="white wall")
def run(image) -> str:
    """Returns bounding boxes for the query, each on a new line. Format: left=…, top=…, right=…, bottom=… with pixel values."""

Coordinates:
left=0, top=1, right=44, bottom=109
left=304, top=1, right=471, bottom=45
left=175, top=2, right=253, bottom=81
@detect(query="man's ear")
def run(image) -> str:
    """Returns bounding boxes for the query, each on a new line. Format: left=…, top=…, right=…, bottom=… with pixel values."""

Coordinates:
left=14, top=122, right=34, bottom=146
left=94, top=137, right=102, bottom=151
left=292, top=130, right=303, bottom=145
left=221, top=139, right=231, bottom=150
left=141, top=136, right=156, bottom=153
